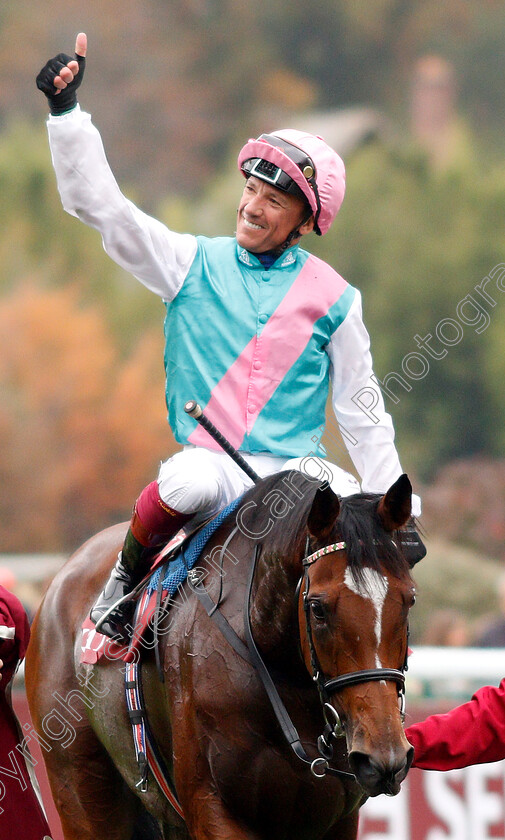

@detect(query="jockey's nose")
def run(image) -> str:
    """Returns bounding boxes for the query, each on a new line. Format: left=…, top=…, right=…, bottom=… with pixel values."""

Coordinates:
left=245, top=191, right=265, bottom=217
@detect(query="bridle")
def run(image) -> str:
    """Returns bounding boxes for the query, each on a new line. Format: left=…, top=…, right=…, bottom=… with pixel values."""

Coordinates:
left=191, top=535, right=409, bottom=781
left=300, top=538, right=408, bottom=762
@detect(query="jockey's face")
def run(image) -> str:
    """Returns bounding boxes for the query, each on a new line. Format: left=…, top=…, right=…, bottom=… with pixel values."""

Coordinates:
left=236, top=176, right=314, bottom=254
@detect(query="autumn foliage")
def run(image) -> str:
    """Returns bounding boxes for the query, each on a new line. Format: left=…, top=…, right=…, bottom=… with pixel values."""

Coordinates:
left=0, top=282, right=175, bottom=551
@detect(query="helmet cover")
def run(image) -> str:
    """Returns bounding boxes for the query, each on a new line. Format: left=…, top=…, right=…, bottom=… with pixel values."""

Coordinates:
left=238, top=129, right=346, bottom=235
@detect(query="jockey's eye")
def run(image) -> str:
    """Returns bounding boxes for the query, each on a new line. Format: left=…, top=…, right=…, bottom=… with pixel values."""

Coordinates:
left=309, top=599, right=326, bottom=621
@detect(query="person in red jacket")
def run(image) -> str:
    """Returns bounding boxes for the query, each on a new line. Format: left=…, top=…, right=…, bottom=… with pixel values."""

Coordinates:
left=405, top=678, right=505, bottom=770
left=0, top=584, right=52, bottom=839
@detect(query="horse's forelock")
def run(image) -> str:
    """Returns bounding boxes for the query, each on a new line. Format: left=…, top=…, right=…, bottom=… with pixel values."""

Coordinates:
left=338, top=494, right=410, bottom=580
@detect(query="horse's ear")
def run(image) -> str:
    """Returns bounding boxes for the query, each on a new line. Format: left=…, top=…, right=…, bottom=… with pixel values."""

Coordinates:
left=307, top=484, right=340, bottom=539
left=377, top=474, right=412, bottom=532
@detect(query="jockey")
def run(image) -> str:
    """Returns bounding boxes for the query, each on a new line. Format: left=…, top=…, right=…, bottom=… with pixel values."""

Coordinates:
left=37, top=34, right=422, bottom=642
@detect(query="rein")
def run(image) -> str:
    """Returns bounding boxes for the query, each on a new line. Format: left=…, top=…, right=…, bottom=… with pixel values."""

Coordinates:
left=192, top=541, right=354, bottom=780
left=192, top=534, right=409, bottom=782
left=243, top=544, right=355, bottom=781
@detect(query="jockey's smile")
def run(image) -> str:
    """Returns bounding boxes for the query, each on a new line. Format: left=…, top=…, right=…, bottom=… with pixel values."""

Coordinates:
left=236, top=176, right=313, bottom=254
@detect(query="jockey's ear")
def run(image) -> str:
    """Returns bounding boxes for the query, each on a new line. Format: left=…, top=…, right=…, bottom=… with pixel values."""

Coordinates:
left=307, top=484, right=340, bottom=540
left=377, top=474, right=412, bottom=532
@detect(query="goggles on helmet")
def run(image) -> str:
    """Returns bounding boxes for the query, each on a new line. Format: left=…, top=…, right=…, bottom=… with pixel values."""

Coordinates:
left=241, top=133, right=323, bottom=234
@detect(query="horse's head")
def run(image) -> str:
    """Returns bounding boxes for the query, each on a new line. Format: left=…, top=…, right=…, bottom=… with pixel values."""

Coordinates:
left=299, top=473, right=417, bottom=797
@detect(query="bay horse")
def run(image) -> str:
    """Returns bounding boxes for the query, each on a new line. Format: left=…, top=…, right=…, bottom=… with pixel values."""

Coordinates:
left=26, top=470, right=418, bottom=840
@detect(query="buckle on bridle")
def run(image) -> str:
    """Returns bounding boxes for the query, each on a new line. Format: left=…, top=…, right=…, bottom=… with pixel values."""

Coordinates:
left=317, top=702, right=346, bottom=760
left=398, top=689, right=406, bottom=722
left=310, top=757, right=329, bottom=778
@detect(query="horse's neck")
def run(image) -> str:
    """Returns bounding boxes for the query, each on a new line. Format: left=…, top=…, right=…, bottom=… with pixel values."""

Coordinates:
left=249, top=548, right=302, bottom=665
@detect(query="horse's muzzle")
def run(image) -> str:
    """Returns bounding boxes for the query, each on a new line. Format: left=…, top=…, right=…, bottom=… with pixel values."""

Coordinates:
left=348, top=745, right=414, bottom=797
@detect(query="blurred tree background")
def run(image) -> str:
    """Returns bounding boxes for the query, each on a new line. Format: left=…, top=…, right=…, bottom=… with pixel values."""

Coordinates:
left=2, top=1, right=505, bottom=638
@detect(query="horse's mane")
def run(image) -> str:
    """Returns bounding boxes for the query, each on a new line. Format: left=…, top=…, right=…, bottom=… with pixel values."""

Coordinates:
left=237, top=470, right=410, bottom=579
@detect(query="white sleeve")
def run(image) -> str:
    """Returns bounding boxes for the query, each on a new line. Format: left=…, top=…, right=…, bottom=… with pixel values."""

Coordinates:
left=327, top=291, right=421, bottom=515
left=47, top=106, right=198, bottom=301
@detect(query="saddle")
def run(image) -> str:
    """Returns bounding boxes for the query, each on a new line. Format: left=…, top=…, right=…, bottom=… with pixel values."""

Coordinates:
left=80, top=497, right=242, bottom=666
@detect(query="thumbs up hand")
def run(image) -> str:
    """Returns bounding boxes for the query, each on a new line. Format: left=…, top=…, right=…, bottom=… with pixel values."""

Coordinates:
left=36, top=32, right=87, bottom=115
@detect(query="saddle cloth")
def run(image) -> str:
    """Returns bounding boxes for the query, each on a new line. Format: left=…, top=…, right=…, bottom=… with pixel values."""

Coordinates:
left=80, top=497, right=242, bottom=665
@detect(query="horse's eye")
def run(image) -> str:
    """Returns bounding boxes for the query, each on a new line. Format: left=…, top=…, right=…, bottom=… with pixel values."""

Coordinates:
left=309, top=600, right=326, bottom=621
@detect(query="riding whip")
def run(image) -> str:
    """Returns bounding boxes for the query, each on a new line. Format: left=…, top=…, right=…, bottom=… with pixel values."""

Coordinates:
left=184, top=400, right=260, bottom=484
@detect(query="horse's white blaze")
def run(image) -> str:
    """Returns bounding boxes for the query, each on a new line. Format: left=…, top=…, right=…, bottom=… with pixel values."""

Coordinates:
left=344, top=567, right=388, bottom=667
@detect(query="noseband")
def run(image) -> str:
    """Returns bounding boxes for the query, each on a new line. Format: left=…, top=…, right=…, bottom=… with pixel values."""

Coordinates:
left=301, top=540, right=407, bottom=716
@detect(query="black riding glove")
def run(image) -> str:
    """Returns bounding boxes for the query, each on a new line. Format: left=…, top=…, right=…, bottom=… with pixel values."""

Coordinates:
left=36, top=52, right=86, bottom=116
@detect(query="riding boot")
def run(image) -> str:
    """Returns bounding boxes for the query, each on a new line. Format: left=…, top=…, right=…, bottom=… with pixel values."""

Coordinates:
left=89, top=529, right=150, bottom=642
left=90, top=488, right=192, bottom=642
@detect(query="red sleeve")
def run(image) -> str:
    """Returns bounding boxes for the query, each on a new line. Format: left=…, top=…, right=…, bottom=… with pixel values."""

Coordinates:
left=0, top=585, right=30, bottom=682
left=405, top=679, right=505, bottom=770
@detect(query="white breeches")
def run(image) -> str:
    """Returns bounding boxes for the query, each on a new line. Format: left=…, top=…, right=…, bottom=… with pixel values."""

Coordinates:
left=157, top=445, right=360, bottom=527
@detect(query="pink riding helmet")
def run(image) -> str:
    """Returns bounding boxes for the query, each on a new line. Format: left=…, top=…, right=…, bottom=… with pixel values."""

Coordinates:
left=237, top=129, right=346, bottom=235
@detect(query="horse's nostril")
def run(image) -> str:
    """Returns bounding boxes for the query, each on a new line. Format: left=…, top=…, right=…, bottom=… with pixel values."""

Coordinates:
left=349, top=750, right=380, bottom=779
left=349, top=750, right=410, bottom=796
